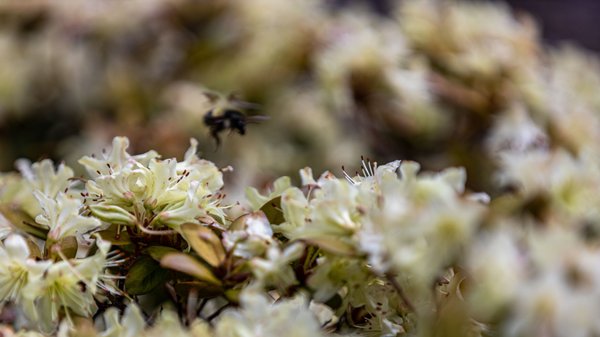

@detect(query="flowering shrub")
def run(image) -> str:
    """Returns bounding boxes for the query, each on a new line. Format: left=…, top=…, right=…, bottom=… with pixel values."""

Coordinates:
left=1, top=1, right=600, bottom=337
left=0, top=130, right=596, bottom=337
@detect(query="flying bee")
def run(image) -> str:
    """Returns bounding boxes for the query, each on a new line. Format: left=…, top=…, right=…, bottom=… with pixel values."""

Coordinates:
left=202, top=91, right=268, bottom=147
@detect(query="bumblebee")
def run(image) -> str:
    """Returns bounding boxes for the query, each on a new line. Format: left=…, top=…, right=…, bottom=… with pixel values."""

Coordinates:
left=202, top=91, right=267, bottom=147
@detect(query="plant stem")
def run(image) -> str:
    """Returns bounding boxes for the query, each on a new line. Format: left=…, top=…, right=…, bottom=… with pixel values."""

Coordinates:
left=385, top=273, right=415, bottom=312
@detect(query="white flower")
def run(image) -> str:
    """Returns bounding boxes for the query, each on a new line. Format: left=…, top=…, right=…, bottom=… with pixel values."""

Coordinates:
left=78, top=137, right=159, bottom=179
left=215, top=290, right=324, bottom=337
left=82, top=137, right=227, bottom=232
left=223, top=212, right=274, bottom=259
left=22, top=238, right=111, bottom=332
left=0, top=235, right=48, bottom=304
left=486, top=104, right=548, bottom=154
left=276, top=187, right=309, bottom=238
left=466, top=227, right=525, bottom=320
left=152, top=181, right=214, bottom=230
left=100, top=304, right=145, bottom=337
left=359, top=161, right=484, bottom=285
left=16, top=159, right=74, bottom=199
left=245, top=176, right=292, bottom=210
left=178, top=138, right=224, bottom=193
left=295, top=178, right=365, bottom=240
left=13, top=159, right=75, bottom=218
left=250, top=242, right=305, bottom=290
left=34, top=191, right=101, bottom=241
left=308, top=301, right=338, bottom=329
left=0, top=212, right=13, bottom=240
left=307, top=256, right=371, bottom=303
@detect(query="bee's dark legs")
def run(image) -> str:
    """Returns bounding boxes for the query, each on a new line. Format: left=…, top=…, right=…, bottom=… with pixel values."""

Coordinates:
left=211, top=130, right=221, bottom=149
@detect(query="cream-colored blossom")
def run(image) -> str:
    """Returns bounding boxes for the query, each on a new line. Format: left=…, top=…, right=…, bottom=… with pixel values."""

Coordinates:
left=215, top=290, right=324, bottom=337
left=400, top=0, right=537, bottom=80
left=245, top=176, right=292, bottom=211
left=466, top=226, right=525, bottom=320
left=308, top=301, right=339, bottom=330
left=276, top=187, right=309, bottom=237
left=145, top=309, right=197, bottom=337
left=0, top=235, right=49, bottom=304
left=16, top=159, right=74, bottom=199
left=498, top=150, right=600, bottom=225
left=78, top=137, right=159, bottom=179
left=307, top=256, right=371, bottom=303
left=13, top=159, right=76, bottom=218
left=100, top=304, right=145, bottom=337
left=34, top=191, right=101, bottom=241
left=358, top=161, right=484, bottom=286
left=82, top=137, right=226, bottom=232
left=0, top=211, right=13, bottom=240
left=250, top=242, right=305, bottom=290
left=486, top=104, right=548, bottom=154
left=290, top=177, right=371, bottom=246
left=506, top=229, right=600, bottom=337
left=22, top=238, right=111, bottom=332
left=315, top=11, right=406, bottom=113
left=223, top=212, right=274, bottom=259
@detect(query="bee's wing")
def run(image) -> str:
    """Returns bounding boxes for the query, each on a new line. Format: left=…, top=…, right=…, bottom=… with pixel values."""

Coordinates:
left=201, top=90, right=222, bottom=104
left=245, top=115, right=270, bottom=124
left=231, top=100, right=262, bottom=110
left=204, top=91, right=221, bottom=104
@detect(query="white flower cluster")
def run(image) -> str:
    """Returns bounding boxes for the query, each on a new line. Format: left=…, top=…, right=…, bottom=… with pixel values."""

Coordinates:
left=0, top=156, right=116, bottom=333
left=242, top=158, right=487, bottom=335
left=80, top=137, right=226, bottom=231
left=0, top=234, right=111, bottom=333
left=2, top=136, right=489, bottom=336
left=2, top=130, right=600, bottom=337
left=0, top=136, right=229, bottom=333
left=1, top=290, right=325, bottom=337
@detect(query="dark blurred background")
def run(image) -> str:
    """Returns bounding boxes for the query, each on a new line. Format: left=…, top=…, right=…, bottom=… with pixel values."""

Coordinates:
left=504, top=0, right=600, bottom=52
left=342, top=0, right=600, bottom=52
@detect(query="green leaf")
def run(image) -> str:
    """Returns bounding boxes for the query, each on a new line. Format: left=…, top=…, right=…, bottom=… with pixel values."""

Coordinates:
left=260, top=196, right=285, bottom=225
left=174, top=281, right=223, bottom=298
left=224, top=288, right=241, bottom=304
left=125, top=256, right=170, bottom=295
left=58, top=236, right=79, bottom=259
left=160, top=252, right=221, bottom=286
left=145, top=246, right=180, bottom=261
left=47, top=237, right=78, bottom=261
left=97, top=225, right=131, bottom=245
left=182, top=223, right=225, bottom=268
left=304, top=237, right=356, bottom=256
left=0, top=205, right=48, bottom=239
left=24, top=236, right=42, bottom=260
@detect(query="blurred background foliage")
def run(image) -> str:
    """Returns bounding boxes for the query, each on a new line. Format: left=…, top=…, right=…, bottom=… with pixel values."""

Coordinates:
left=0, top=0, right=598, bottom=199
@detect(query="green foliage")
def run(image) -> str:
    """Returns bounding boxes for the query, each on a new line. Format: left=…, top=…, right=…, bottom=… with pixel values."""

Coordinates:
left=125, top=256, right=171, bottom=296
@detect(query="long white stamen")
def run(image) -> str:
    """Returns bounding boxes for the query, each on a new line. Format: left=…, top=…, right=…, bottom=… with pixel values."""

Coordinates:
left=106, top=258, right=126, bottom=266
left=100, top=274, right=126, bottom=280
left=367, top=158, right=375, bottom=176
left=361, top=156, right=371, bottom=177
left=341, top=166, right=357, bottom=185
